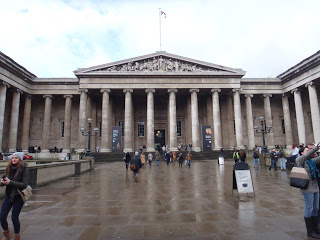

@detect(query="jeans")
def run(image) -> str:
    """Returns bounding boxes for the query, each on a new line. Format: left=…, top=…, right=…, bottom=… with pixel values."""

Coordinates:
left=0, top=195, right=24, bottom=234
left=148, top=160, right=151, bottom=166
left=280, top=158, right=286, bottom=170
left=302, top=191, right=319, bottom=218
left=188, top=160, right=191, bottom=168
left=156, top=160, right=159, bottom=166
left=269, top=159, right=277, bottom=171
left=253, top=158, right=260, bottom=167
left=125, top=163, right=129, bottom=170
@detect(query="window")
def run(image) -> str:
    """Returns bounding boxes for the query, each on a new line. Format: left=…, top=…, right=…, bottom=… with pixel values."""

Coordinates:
left=138, top=122, right=145, bottom=137
left=61, top=122, right=64, bottom=138
left=281, top=119, right=285, bottom=134
left=119, top=121, right=124, bottom=136
left=99, top=121, right=102, bottom=137
left=233, top=120, right=236, bottom=135
left=177, top=121, right=182, bottom=136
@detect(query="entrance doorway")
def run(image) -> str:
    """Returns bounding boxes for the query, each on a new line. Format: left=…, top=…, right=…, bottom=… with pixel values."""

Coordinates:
left=154, top=130, right=165, bottom=149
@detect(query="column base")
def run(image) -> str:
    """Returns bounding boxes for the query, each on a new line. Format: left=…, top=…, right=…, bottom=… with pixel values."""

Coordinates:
left=77, top=148, right=86, bottom=153
left=100, top=148, right=111, bottom=153
left=22, top=149, right=29, bottom=153
left=41, top=149, right=50, bottom=153
left=124, top=148, right=133, bottom=153
left=192, top=147, right=201, bottom=152
left=8, top=149, right=17, bottom=153
left=146, top=148, right=155, bottom=152
left=213, top=147, right=222, bottom=151
left=62, top=149, right=71, bottom=153
left=169, top=148, right=179, bottom=152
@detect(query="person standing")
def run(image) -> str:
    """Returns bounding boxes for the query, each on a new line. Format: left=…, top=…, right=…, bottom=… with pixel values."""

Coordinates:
left=0, top=152, right=29, bottom=240
left=140, top=152, right=146, bottom=168
left=148, top=152, right=153, bottom=166
left=189, top=143, right=192, bottom=152
left=296, top=144, right=320, bottom=239
left=131, top=152, right=142, bottom=182
left=233, top=149, right=240, bottom=163
left=186, top=152, right=192, bottom=168
left=172, top=152, right=176, bottom=166
left=124, top=152, right=131, bottom=171
left=178, top=153, right=184, bottom=168
left=155, top=151, right=160, bottom=166
left=253, top=148, right=260, bottom=168
left=239, top=149, right=246, bottom=162
left=268, top=148, right=278, bottom=172
left=278, top=147, right=287, bottom=171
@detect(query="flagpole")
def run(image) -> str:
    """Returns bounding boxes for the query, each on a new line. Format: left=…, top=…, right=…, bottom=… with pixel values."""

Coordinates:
left=159, top=8, right=162, bottom=51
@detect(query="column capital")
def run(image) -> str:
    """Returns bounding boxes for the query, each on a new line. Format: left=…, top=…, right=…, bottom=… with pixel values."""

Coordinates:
left=100, top=88, right=111, bottom=94
left=13, top=89, right=23, bottom=95
left=282, top=93, right=290, bottom=98
left=168, top=89, right=178, bottom=93
left=1, top=82, right=10, bottom=88
left=244, top=94, right=253, bottom=98
left=211, top=88, right=221, bottom=93
left=123, top=88, right=133, bottom=93
left=232, top=88, right=242, bottom=93
left=305, top=81, right=315, bottom=88
left=78, top=88, right=88, bottom=93
left=43, top=94, right=52, bottom=99
left=25, top=94, right=32, bottom=99
left=262, top=94, right=272, bottom=98
left=189, top=88, right=199, bottom=93
left=63, top=94, right=73, bottom=99
left=145, top=88, right=155, bottom=94
left=291, top=88, right=302, bottom=94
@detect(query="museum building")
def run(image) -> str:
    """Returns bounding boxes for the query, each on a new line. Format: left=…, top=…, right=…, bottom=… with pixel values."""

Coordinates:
left=0, top=50, right=320, bottom=154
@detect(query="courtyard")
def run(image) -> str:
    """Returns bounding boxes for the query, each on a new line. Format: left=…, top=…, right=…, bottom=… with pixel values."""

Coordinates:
left=4, top=159, right=308, bottom=240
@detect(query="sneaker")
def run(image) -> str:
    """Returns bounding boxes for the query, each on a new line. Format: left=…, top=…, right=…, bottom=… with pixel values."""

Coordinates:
left=268, top=169, right=271, bottom=172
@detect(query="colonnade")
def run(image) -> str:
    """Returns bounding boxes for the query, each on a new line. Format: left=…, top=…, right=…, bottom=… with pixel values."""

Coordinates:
left=0, top=82, right=320, bottom=152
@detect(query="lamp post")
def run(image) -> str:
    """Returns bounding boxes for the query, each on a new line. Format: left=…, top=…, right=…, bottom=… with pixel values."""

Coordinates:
left=80, top=118, right=99, bottom=155
left=254, top=116, right=272, bottom=153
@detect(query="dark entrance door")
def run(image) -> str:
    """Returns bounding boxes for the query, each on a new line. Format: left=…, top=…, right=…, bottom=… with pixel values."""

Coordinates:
left=154, top=130, right=165, bottom=149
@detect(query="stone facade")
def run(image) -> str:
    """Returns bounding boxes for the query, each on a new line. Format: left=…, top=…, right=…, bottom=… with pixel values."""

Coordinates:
left=0, top=50, right=320, bottom=153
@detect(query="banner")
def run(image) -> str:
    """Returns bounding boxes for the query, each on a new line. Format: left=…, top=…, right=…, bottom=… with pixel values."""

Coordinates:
left=202, top=125, right=212, bottom=151
left=112, top=126, right=122, bottom=152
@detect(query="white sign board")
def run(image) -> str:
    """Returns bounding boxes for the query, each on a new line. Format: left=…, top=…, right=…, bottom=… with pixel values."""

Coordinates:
left=235, top=170, right=254, bottom=193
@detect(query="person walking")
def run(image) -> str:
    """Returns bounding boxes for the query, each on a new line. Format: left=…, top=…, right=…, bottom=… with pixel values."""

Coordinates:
left=148, top=152, right=153, bottom=166
left=253, top=148, right=260, bottom=168
left=131, top=152, right=142, bottom=182
left=239, top=149, right=246, bottom=162
left=172, top=152, right=176, bottom=166
left=233, top=149, right=240, bottom=163
left=124, top=152, right=131, bottom=171
left=140, top=152, right=146, bottom=168
left=178, top=153, right=184, bottom=168
left=296, top=143, right=320, bottom=239
left=268, top=148, right=278, bottom=172
left=155, top=151, right=160, bottom=166
left=186, top=152, right=192, bottom=168
left=165, top=151, right=171, bottom=166
left=0, top=152, right=29, bottom=240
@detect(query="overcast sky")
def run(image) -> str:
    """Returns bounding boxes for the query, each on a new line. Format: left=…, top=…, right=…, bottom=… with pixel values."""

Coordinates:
left=1, top=0, right=319, bottom=78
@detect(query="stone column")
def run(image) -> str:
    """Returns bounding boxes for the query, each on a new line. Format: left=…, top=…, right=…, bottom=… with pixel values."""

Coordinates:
left=306, top=82, right=320, bottom=144
left=211, top=89, right=222, bottom=150
left=41, top=94, right=52, bottom=152
left=226, top=95, right=235, bottom=148
left=78, top=89, right=88, bottom=152
left=282, top=94, right=293, bottom=148
left=21, top=95, right=32, bottom=152
left=245, top=94, right=255, bottom=149
left=8, top=89, right=22, bottom=152
left=123, top=89, right=133, bottom=152
left=0, top=82, right=10, bottom=151
left=168, top=89, right=178, bottom=151
left=100, top=89, right=111, bottom=152
left=190, top=89, right=201, bottom=152
left=233, top=89, right=244, bottom=149
left=146, top=89, right=155, bottom=152
left=62, top=95, right=73, bottom=153
left=292, top=88, right=306, bottom=145
left=263, top=94, right=274, bottom=147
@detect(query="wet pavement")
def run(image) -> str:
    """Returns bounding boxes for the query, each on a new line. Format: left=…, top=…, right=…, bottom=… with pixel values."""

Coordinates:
left=1, top=160, right=309, bottom=240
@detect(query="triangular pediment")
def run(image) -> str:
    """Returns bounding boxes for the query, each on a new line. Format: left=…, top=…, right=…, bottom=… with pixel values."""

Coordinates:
left=74, top=52, right=245, bottom=77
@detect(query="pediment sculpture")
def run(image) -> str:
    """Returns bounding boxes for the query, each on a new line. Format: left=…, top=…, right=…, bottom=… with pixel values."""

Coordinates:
left=92, top=56, right=225, bottom=73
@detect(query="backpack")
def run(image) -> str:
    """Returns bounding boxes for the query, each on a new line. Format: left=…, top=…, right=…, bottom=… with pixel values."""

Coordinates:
left=130, top=157, right=136, bottom=170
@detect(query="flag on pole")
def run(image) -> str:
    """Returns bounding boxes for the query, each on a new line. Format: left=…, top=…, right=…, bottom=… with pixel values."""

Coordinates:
left=161, top=10, right=166, bottom=18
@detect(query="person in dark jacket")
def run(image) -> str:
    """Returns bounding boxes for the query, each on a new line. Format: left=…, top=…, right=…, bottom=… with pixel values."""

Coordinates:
left=178, top=153, right=184, bottom=168
left=253, top=148, right=260, bottom=168
left=165, top=151, right=171, bottom=166
left=296, top=144, right=320, bottom=239
left=0, top=152, right=29, bottom=240
left=124, top=152, right=131, bottom=171
left=268, top=148, right=278, bottom=172
left=131, top=152, right=142, bottom=182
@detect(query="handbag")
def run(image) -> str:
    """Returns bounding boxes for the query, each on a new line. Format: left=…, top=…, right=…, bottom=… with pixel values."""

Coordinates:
left=17, top=185, right=33, bottom=203
left=290, top=167, right=310, bottom=189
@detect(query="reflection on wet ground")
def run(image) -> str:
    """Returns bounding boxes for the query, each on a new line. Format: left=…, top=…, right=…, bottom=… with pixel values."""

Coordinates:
left=3, top=160, right=306, bottom=239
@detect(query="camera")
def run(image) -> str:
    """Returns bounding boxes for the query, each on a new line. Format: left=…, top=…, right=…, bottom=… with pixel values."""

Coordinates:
left=1, top=175, right=6, bottom=181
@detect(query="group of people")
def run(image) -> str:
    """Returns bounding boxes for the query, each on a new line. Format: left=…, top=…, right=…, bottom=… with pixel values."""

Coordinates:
left=124, top=150, right=192, bottom=181
left=177, top=143, right=192, bottom=152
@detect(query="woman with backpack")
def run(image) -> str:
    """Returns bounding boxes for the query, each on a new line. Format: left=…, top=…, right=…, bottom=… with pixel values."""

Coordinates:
left=130, top=152, right=142, bottom=182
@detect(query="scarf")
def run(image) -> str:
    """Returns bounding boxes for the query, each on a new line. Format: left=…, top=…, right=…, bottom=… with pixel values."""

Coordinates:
left=306, top=159, right=320, bottom=180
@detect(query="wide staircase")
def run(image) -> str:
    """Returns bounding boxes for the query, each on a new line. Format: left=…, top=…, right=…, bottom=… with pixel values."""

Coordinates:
left=92, top=150, right=233, bottom=162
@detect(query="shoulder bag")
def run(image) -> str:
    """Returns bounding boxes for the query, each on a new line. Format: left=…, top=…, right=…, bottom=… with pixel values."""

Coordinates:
left=17, top=185, right=33, bottom=203
left=290, top=167, right=309, bottom=189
